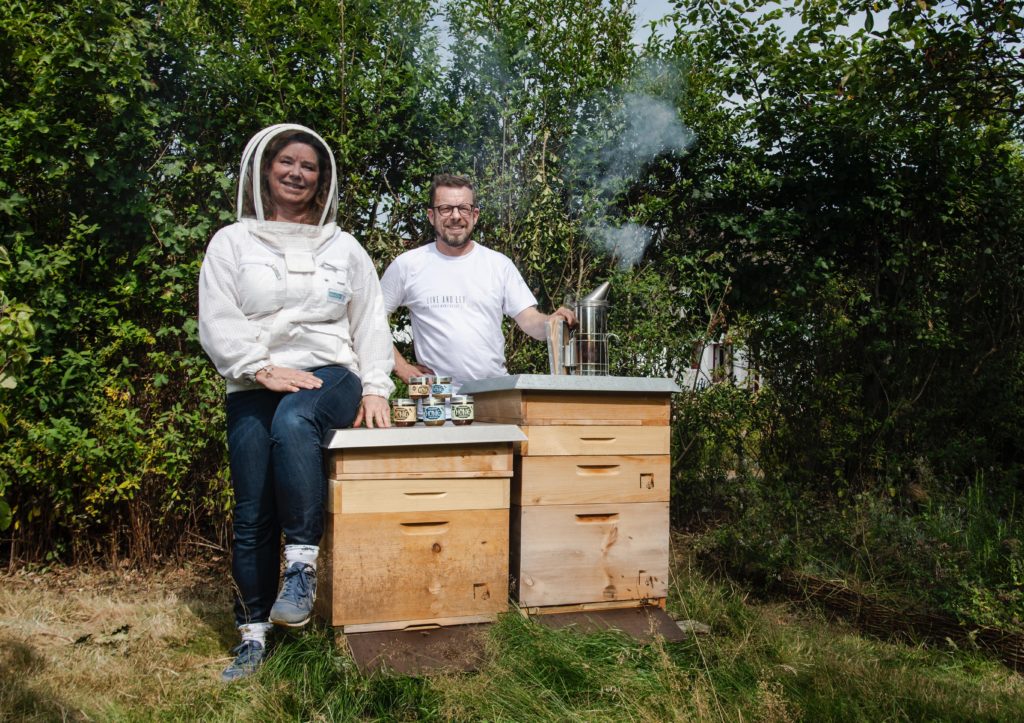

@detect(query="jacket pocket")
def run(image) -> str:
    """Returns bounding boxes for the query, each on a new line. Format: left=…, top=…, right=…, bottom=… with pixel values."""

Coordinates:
left=238, top=256, right=285, bottom=317
left=314, top=260, right=352, bottom=319
left=296, top=322, right=353, bottom=366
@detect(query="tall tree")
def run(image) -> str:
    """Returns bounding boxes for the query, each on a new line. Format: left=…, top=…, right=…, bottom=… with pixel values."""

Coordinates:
left=0, top=0, right=440, bottom=561
left=667, top=0, right=1024, bottom=491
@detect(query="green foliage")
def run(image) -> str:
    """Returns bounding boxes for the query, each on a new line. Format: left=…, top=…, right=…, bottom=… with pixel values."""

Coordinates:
left=641, top=0, right=1024, bottom=632
left=0, top=283, right=36, bottom=528
left=0, top=0, right=440, bottom=560
left=669, top=0, right=1024, bottom=489
left=0, top=289, right=34, bottom=395
left=1, top=0, right=1022, bottom=649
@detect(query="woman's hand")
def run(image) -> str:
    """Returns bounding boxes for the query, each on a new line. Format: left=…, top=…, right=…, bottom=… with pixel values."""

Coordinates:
left=255, top=365, right=323, bottom=393
left=353, top=394, right=391, bottom=428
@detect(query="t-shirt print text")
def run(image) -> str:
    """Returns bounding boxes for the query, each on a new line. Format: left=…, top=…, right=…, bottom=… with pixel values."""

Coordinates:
left=426, top=294, right=466, bottom=310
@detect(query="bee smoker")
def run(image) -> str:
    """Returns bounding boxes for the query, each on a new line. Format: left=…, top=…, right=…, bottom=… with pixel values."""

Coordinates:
left=547, top=281, right=612, bottom=376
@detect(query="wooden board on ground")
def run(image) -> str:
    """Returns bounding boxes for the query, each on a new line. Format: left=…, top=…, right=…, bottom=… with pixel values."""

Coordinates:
left=328, top=443, right=513, bottom=480
left=531, top=605, right=686, bottom=644
left=511, top=501, right=669, bottom=608
left=343, top=613, right=495, bottom=634
left=473, top=390, right=671, bottom=426
left=514, top=455, right=670, bottom=505
left=326, top=477, right=510, bottom=514
left=317, top=508, right=509, bottom=627
left=519, top=425, right=671, bottom=456
left=345, top=623, right=490, bottom=675
left=522, top=598, right=665, bottom=615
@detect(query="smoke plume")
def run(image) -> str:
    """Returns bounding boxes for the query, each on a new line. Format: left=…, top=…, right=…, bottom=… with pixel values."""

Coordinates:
left=597, top=92, right=696, bottom=196
left=579, top=62, right=695, bottom=269
left=587, top=223, right=654, bottom=270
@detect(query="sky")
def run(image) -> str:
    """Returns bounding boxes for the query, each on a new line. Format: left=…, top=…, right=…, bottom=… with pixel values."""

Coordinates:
left=632, top=0, right=887, bottom=44
left=632, top=0, right=678, bottom=44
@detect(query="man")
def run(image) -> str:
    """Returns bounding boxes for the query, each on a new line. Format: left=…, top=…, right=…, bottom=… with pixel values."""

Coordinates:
left=380, top=173, right=575, bottom=387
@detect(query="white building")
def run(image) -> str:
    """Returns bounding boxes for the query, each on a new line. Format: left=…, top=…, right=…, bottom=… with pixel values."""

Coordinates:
left=681, top=341, right=759, bottom=392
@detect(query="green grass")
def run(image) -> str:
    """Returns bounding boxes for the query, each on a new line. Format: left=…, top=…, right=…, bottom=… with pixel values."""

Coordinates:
left=157, top=576, right=1024, bottom=721
left=3, top=561, right=1023, bottom=722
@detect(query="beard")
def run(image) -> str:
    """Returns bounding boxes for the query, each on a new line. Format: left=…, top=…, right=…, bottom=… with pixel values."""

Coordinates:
left=437, top=222, right=473, bottom=248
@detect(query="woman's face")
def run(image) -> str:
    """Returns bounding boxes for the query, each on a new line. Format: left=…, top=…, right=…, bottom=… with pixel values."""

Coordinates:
left=267, top=141, right=320, bottom=215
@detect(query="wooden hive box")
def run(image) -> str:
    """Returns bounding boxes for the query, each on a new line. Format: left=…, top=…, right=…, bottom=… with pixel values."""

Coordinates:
left=511, top=434, right=671, bottom=608
left=511, top=501, right=670, bottom=608
left=316, top=425, right=525, bottom=631
left=474, top=390, right=670, bottom=427
left=458, top=376, right=679, bottom=612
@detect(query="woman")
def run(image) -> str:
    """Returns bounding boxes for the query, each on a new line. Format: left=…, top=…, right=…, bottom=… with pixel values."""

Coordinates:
left=198, top=124, right=394, bottom=682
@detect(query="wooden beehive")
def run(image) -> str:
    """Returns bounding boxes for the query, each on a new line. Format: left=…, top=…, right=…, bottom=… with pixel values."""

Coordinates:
left=460, top=377, right=678, bottom=612
left=315, top=426, right=522, bottom=631
left=511, top=501, right=669, bottom=607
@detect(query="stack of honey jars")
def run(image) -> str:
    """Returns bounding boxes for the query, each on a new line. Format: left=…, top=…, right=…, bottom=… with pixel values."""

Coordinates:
left=391, top=375, right=473, bottom=427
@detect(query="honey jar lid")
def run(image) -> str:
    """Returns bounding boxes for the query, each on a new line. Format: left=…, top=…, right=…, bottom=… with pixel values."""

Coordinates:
left=392, top=398, right=415, bottom=406
left=409, top=375, right=432, bottom=384
left=450, top=395, right=473, bottom=403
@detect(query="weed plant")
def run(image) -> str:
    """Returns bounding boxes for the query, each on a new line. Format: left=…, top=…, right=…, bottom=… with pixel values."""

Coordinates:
left=675, top=378, right=1024, bottom=635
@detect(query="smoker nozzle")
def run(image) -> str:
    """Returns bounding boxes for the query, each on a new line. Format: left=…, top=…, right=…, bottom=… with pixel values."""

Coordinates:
left=581, top=281, right=611, bottom=303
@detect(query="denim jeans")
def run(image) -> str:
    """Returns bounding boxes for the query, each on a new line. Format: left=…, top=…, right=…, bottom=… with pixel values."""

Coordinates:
left=225, top=364, right=362, bottom=626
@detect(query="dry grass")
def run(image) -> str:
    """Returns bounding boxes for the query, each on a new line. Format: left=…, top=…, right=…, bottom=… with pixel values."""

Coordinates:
left=0, top=563, right=235, bottom=720
left=3, top=558, right=1024, bottom=721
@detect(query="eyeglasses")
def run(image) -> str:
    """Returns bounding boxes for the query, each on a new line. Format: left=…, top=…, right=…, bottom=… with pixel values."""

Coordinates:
left=430, top=204, right=477, bottom=217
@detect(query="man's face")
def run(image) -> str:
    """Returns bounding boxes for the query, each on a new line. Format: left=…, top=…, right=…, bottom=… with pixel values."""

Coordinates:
left=428, top=185, right=478, bottom=249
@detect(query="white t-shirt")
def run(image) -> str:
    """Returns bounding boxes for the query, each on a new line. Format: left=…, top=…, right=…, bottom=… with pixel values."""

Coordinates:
left=381, top=242, right=538, bottom=387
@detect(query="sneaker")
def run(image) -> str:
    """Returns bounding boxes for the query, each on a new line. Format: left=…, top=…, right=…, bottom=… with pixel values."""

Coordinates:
left=269, top=562, right=317, bottom=627
left=220, top=640, right=265, bottom=682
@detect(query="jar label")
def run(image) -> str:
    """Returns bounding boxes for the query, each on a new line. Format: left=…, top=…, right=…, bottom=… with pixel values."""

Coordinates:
left=452, top=404, right=474, bottom=420
left=408, top=383, right=431, bottom=397
left=430, top=383, right=452, bottom=396
left=423, top=405, right=444, bottom=421
left=392, top=405, right=416, bottom=422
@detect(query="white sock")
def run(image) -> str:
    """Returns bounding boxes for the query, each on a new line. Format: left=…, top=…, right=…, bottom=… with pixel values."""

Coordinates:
left=284, top=544, right=318, bottom=570
left=238, top=622, right=272, bottom=647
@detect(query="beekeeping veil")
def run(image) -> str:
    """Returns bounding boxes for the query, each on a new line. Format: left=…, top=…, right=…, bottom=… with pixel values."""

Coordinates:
left=235, top=124, right=339, bottom=254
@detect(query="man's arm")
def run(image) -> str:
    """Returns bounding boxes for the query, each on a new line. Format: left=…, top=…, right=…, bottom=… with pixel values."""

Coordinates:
left=392, top=345, right=435, bottom=384
left=513, top=305, right=577, bottom=341
left=380, top=256, right=434, bottom=384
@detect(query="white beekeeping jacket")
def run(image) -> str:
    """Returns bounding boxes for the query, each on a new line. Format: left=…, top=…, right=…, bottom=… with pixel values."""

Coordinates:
left=198, top=124, right=395, bottom=398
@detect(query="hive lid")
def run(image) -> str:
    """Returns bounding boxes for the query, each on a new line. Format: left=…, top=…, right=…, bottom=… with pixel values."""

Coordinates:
left=458, top=374, right=680, bottom=395
left=322, top=422, right=526, bottom=449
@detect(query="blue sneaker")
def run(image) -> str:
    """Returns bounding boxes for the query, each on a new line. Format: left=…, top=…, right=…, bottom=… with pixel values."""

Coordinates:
left=220, top=640, right=265, bottom=682
left=269, top=562, right=317, bottom=627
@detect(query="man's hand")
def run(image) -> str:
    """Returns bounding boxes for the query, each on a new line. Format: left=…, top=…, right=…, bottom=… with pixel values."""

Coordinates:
left=393, top=347, right=435, bottom=383
left=515, top=305, right=577, bottom=340
left=352, top=394, right=391, bottom=428
left=549, top=305, right=576, bottom=328
left=255, top=365, right=323, bottom=393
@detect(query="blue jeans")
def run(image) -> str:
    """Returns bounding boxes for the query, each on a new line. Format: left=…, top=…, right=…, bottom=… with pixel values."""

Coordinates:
left=225, top=365, right=362, bottom=626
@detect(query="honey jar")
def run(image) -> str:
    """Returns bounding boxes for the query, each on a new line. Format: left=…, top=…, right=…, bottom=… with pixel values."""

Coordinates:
left=408, top=375, right=433, bottom=399
left=450, top=395, right=474, bottom=425
left=391, top=398, right=417, bottom=427
left=421, top=395, right=446, bottom=426
left=430, top=375, right=453, bottom=399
